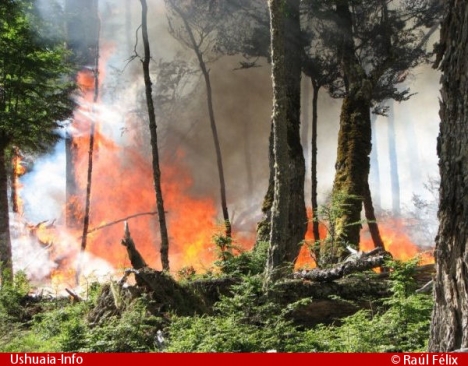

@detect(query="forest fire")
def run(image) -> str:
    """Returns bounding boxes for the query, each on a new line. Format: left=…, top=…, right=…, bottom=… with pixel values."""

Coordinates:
left=10, top=2, right=435, bottom=293
left=295, top=214, right=434, bottom=270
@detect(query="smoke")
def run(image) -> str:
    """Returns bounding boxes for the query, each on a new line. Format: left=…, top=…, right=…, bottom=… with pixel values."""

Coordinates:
left=14, top=0, right=441, bottom=285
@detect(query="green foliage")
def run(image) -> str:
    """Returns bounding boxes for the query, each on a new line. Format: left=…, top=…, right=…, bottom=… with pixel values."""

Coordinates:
left=308, top=191, right=363, bottom=268
left=0, top=271, right=30, bottom=322
left=0, top=271, right=31, bottom=350
left=84, top=298, right=162, bottom=352
left=166, top=258, right=432, bottom=352
left=0, top=259, right=432, bottom=353
left=289, top=258, right=433, bottom=352
left=0, top=0, right=75, bottom=152
left=30, top=302, right=88, bottom=352
left=165, top=275, right=302, bottom=352
left=214, top=236, right=269, bottom=276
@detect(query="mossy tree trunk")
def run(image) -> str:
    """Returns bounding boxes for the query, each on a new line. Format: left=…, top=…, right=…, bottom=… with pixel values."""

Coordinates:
left=429, top=0, right=468, bottom=352
left=264, top=0, right=306, bottom=283
left=329, top=1, right=373, bottom=260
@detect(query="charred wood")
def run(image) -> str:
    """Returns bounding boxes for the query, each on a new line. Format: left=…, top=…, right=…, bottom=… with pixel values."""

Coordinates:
left=120, top=221, right=147, bottom=270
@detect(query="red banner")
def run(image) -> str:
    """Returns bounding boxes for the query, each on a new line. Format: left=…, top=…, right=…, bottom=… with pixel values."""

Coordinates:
left=0, top=353, right=466, bottom=366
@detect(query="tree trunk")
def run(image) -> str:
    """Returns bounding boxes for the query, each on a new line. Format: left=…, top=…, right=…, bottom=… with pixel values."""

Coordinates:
left=243, top=119, right=254, bottom=197
left=0, top=143, right=13, bottom=281
left=265, top=0, right=306, bottom=283
left=140, top=0, right=170, bottom=271
left=265, top=0, right=291, bottom=283
left=330, top=1, right=372, bottom=259
left=311, top=79, right=320, bottom=243
left=80, top=3, right=100, bottom=254
left=428, top=0, right=468, bottom=352
left=369, top=113, right=381, bottom=210
left=301, top=77, right=309, bottom=160
left=387, top=101, right=401, bottom=216
left=363, top=181, right=384, bottom=250
left=283, top=0, right=307, bottom=265
left=170, top=2, right=231, bottom=238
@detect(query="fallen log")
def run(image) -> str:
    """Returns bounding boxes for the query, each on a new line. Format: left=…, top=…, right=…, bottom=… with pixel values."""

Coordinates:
left=293, top=247, right=392, bottom=282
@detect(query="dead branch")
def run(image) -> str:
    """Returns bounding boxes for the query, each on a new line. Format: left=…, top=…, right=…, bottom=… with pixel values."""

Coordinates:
left=65, top=288, right=82, bottom=302
left=79, top=211, right=157, bottom=238
left=294, top=247, right=392, bottom=282
left=121, top=222, right=148, bottom=270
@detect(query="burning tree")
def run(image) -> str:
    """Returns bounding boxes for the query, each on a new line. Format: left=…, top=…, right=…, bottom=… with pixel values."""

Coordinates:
left=429, top=0, right=468, bottom=352
left=0, top=0, right=74, bottom=281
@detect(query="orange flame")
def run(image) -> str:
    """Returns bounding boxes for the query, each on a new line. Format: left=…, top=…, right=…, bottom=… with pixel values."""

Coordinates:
left=296, top=211, right=434, bottom=270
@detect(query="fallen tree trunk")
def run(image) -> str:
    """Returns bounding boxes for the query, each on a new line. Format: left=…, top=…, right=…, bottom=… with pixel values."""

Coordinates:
left=293, top=247, right=392, bottom=282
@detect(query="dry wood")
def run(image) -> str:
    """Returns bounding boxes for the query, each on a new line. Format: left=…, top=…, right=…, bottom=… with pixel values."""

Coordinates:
left=293, top=247, right=392, bottom=282
left=78, top=211, right=157, bottom=238
left=65, top=288, right=82, bottom=302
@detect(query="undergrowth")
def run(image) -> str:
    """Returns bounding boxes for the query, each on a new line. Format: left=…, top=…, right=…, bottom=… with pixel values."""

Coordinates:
left=0, top=242, right=433, bottom=352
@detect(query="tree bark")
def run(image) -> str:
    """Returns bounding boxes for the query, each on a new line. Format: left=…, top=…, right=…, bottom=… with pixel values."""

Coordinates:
left=369, top=113, right=381, bottom=210
left=140, top=0, right=170, bottom=271
left=428, top=0, right=468, bottom=352
left=294, top=247, right=391, bottom=282
left=311, top=79, right=320, bottom=243
left=264, top=0, right=306, bottom=283
left=387, top=101, right=401, bottom=216
left=330, top=1, right=372, bottom=259
left=0, top=143, right=13, bottom=281
left=363, top=181, right=385, bottom=250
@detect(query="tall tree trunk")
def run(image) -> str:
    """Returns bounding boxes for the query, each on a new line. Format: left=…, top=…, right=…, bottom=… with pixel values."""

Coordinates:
left=330, top=1, right=372, bottom=259
left=369, top=113, right=381, bottom=210
left=311, top=79, right=320, bottom=243
left=243, top=119, right=254, bottom=197
left=80, top=5, right=100, bottom=254
left=387, top=101, right=401, bottom=216
left=140, top=0, right=170, bottom=271
left=402, top=103, right=422, bottom=196
left=0, top=143, right=13, bottom=282
left=265, top=0, right=306, bottom=283
left=170, top=2, right=231, bottom=238
left=301, top=77, right=309, bottom=161
left=265, top=0, right=291, bottom=283
left=429, top=0, right=468, bottom=352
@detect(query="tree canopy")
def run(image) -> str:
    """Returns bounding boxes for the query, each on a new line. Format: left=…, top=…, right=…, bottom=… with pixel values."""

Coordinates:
left=0, top=0, right=74, bottom=280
